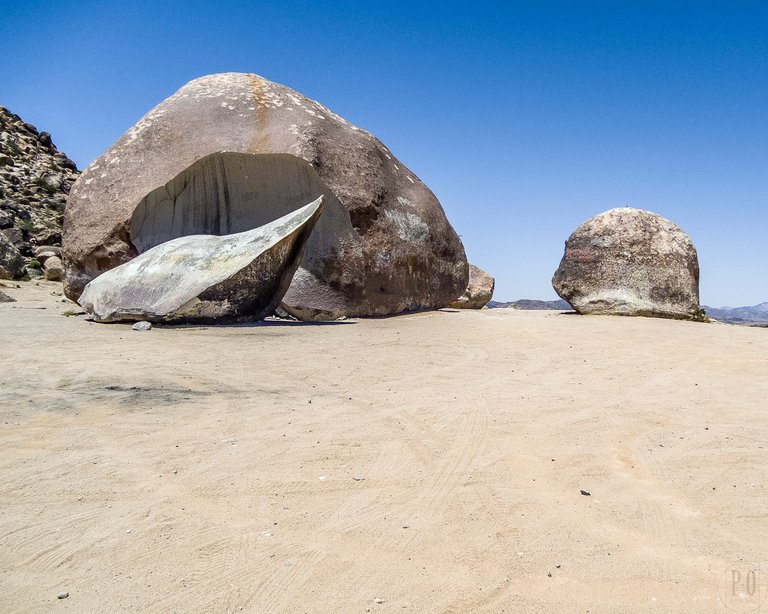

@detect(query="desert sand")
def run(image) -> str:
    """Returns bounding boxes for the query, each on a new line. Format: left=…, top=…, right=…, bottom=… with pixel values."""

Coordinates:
left=1, top=280, right=767, bottom=613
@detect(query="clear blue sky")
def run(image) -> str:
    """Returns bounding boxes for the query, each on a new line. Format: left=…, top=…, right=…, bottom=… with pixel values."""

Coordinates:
left=3, top=1, right=766, bottom=306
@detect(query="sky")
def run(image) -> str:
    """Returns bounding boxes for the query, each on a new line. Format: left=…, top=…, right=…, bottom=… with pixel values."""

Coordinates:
left=2, top=1, right=766, bottom=306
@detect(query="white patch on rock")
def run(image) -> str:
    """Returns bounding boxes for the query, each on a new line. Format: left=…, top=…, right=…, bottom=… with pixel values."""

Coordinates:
left=383, top=210, right=430, bottom=244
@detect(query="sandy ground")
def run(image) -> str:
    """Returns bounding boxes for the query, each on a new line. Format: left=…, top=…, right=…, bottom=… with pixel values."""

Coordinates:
left=1, top=280, right=767, bottom=613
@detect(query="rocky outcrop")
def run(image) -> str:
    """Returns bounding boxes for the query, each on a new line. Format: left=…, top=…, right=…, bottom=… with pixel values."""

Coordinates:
left=448, top=264, right=494, bottom=309
left=0, top=232, right=24, bottom=279
left=552, top=207, right=700, bottom=319
left=0, top=107, right=78, bottom=271
left=79, top=198, right=323, bottom=323
left=63, top=73, right=468, bottom=318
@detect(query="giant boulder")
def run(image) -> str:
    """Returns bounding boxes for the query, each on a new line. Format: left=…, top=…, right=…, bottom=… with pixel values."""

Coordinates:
left=63, top=73, right=468, bottom=318
left=448, top=264, right=494, bottom=309
left=78, top=199, right=323, bottom=323
left=552, top=207, right=700, bottom=319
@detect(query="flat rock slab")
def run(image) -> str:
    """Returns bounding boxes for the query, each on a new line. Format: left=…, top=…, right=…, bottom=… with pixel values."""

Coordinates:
left=79, top=198, right=323, bottom=323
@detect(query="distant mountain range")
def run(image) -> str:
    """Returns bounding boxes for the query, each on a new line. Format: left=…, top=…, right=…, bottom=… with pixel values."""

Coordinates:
left=487, top=299, right=768, bottom=325
left=486, top=299, right=572, bottom=311
left=702, top=302, right=768, bottom=325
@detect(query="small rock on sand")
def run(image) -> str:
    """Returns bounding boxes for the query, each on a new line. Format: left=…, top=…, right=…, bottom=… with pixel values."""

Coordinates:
left=132, top=321, right=152, bottom=331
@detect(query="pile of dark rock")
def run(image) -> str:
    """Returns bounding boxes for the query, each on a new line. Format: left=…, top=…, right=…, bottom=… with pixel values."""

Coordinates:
left=0, top=106, right=78, bottom=280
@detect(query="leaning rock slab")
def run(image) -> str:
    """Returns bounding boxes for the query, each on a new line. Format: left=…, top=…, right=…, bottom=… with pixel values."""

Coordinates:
left=552, top=207, right=700, bottom=319
left=448, top=264, right=494, bottom=309
left=79, top=199, right=323, bottom=323
left=63, top=73, right=468, bottom=318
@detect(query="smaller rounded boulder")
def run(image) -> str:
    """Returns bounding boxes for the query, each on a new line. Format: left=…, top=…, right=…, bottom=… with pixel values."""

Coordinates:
left=552, top=207, right=700, bottom=319
left=449, top=264, right=494, bottom=309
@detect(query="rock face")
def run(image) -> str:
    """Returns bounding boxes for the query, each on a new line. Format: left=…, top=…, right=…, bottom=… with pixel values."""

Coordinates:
left=63, top=73, right=468, bottom=318
left=448, top=264, right=494, bottom=309
left=552, top=208, right=700, bottom=319
left=0, top=232, right=25, bottom=279
left=0, top=107, right=78, bottom=264
left=79, top=198, right=323, bottom=323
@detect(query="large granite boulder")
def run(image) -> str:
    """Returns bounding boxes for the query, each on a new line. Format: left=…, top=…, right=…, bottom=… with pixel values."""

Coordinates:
left=78, top=199, right=323, bottom=323
left=448, top=264, right=494, bottom=309
left=63, top=72, right=468, bottom=319
left=0, top=232, right=25, bottom=279
left=552, top=208, right=700, bottom=319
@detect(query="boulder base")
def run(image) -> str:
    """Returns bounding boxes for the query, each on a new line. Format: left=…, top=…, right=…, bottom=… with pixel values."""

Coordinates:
left=552, top=208, right=700, bottom=319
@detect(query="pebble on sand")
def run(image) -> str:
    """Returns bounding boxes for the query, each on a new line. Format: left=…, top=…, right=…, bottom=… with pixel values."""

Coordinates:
left=132, top=321, right=152, bottom=331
